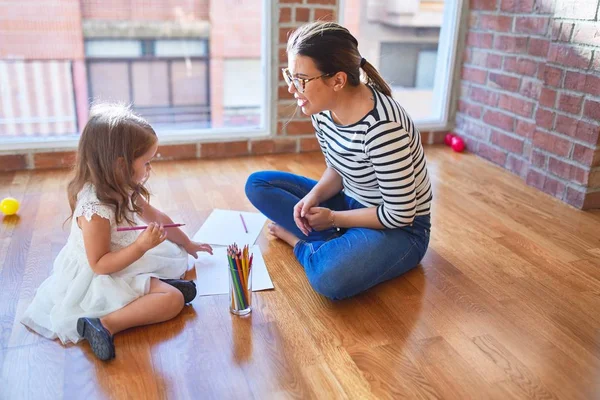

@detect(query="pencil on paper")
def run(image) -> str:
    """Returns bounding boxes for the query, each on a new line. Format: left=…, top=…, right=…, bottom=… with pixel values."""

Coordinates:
left=239, top=213, right=248, bottom=233
left=117, top=223, right=185, bottom=232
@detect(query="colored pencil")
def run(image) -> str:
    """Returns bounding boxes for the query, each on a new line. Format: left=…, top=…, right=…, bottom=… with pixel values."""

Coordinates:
left=239, top=213, right=249, bottom=233
left=117, top=223, right=185, bottom=232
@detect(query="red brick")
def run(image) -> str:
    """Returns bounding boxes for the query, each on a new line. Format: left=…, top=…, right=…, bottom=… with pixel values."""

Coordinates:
left=470, top=0, right=498, bottom=10
left=307, top=0, right=335, bottom=3
left=478, top=143, right=508, bottom=166
left=548, top=157, right=589, bottom=184
left=461, top=66, right=488, bottom=84
left=491, top=130, right=524, bottom=153
left=285, top=120, right=315, bottom=135
left=528, top=38, right=550, bottom=57
left=431, top=132, right=447, bottom=145
left=278, top=84, right=292, bottom=99
left=526, top=169, right=546, bottom=190
left=572, top=120, right=600, bottom=145
left=520, top=79, right=542, bottom=99
left=200, top=141, right=249, bottom=158
left=535, top=108, right=555, bottom=130
left=554, top=114, right=578, bottom=138
left=494, top=35, right=528, bottom=53
left=559, top=23, right=575, bottom=42
left=455, top=115, right=492, bottom=140
left=572, top=23, right=600, bottom=47
left=0, top=154, right=27, bottom=172
left=572, top=144, right=600, bottom=167
left=558, top=93, right=583, bottom=115
left=467, top=32, right=494, bottom=48
left=251, top=139, right=297, bottom=155
left=551, top=23, right=562, bottom=41
left=279, top=27, right=293, bottom=43
left=295, top=7, right=310, bottom=22
left=34, top=151, right=76, bottom=169
left=314, top=8, right=336, bottom=21
left=593, top=51, right=600, bottom=72
left=583, top=100, right=600, bottom=121
left=543, top=66, right=563, bottom=87
left=535, top=0, right=554, bottom=14
left=498, top=94, right=535, bottom=117
left=489, top=72, right=521, bottom=91
left=469, top=14, right=478, bottom=28
left=583, top=191, right=600, bottom=209
left=581, top=74, right=600, bottom=96
left=469, top=49, right=502, bottom=68
left=483, top=110, right=515, bottom=131
left=503, top=57, right=538, bottom=76
left=514, top=17, right=549, bottom=35
left=299, top=137, right=321, bottom=152
left=506, top=154, right=527, bottom=177
left=539, top=88, right=557, bottom=108
left=458, top=99, right=483, bottom=118
left=542, top=175, right=566, bottom=199
left=479, top=15, right=513, bottom=32
left=563, top=71, right=587, bottom=91
left=565, top=186, right=585, bottom=209
left=501, top=0, right=534, bottom=12
left=279, top=7, right=291, bottom=23
left=157, top=144, right=196, bottom=160
left=531, top=150, right=547, bottom=168
left=532, top=130, right=571, bottom=156
left=515, top=119, right=536, bottom=138
left=548, top=44, right=593, bottom=70
left=469, top=86, right=498, bottom=106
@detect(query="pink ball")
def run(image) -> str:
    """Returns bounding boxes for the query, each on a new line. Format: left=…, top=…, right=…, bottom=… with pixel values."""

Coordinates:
left=451, top=136, right=465, bottom=152
left=444, top=133, right=455, bottom=146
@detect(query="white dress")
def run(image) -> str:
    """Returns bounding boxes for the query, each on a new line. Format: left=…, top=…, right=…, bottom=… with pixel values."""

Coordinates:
left=21, top=183, right=189, bottom=345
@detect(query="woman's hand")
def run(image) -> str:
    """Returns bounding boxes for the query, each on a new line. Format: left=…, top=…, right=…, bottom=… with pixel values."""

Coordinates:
left=294, top=192, right=320, bottom=236
left=135, top=222, right=167, bottom=253
left=305, top=207, right=335, bottom=231
left=184, top=241, right=214, bottom=259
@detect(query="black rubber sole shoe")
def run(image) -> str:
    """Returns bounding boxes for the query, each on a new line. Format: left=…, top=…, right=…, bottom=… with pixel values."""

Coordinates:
left=77, top=317, right=115, bottom=361
left=160, top=279, right=197, bottom=304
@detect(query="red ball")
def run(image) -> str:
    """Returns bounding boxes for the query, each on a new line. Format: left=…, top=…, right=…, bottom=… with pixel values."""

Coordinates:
left=444, top=133, right=455, bottom=146
left=451, top=136, right=465, bottom=152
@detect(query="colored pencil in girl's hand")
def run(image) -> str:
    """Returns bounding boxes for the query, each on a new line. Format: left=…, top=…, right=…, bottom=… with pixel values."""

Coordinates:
left=117, top=223, right=185, bottom=232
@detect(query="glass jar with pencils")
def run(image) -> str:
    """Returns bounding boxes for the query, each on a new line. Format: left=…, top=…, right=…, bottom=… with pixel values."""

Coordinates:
left=227, top=243, right=253, bottom=316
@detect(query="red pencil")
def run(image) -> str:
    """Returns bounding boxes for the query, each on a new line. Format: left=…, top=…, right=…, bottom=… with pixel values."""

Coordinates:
left=117, top=223, right=185, bottom=232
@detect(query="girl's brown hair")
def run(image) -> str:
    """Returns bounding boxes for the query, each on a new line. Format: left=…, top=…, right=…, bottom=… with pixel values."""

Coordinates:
left=67, top=103, right=157, bottom=225
left=287, top=21, right=392, bottom=97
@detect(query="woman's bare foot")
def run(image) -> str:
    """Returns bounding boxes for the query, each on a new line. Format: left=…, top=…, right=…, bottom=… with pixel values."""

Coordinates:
left=268, top=223, right=300, bottom=247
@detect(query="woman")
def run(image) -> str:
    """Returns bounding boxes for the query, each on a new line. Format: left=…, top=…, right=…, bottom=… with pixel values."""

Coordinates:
left=246, top=21, right=432, bottom=300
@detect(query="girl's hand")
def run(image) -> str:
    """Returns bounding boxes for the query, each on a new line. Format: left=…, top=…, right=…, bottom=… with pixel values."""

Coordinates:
left=305, top=207, right=335, bottom=231
left=294, top=192, right=319, bottom=236
left=135, top=222, right=167, bottom=253
left=184, top=241, right=214, bottom=259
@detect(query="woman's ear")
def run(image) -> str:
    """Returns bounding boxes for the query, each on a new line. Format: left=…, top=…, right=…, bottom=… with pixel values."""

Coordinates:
left=331, top=71, right=348, bottom=91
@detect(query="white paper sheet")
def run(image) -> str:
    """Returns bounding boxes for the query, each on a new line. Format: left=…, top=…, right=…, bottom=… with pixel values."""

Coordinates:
left=190, top=245, right=274, bottom=296
left=191, top=209, right=267, bottom=247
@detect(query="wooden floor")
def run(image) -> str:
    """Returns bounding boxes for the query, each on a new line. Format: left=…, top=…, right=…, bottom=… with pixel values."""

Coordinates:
left=1, top=146, right=600, bottom=399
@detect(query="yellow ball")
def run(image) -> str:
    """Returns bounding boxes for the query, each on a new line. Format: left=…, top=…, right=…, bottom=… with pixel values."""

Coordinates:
left=0, top=197, right=20, bottom=216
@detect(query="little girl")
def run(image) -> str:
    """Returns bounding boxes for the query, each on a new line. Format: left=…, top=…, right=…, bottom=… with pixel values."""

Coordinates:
left=21, top=103, right=213, bottom=361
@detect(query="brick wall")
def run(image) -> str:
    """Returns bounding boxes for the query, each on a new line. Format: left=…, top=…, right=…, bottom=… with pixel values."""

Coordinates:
left=81, top=0, right=210, bottom=21
left=456, top=0, right=600, bottom=209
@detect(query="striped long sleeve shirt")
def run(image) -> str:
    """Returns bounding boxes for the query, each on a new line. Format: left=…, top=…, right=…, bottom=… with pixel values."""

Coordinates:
left=311, top=86, right=432, bottom=229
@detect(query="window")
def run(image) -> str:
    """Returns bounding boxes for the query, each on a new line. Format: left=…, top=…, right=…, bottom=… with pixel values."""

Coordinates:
left=342, top=0, right=463, bottom=128
left=0, top=0, right=270, bottom=148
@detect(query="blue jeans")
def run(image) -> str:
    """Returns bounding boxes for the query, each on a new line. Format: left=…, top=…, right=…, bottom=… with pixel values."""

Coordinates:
left=245, top=171, right=431, bottom=300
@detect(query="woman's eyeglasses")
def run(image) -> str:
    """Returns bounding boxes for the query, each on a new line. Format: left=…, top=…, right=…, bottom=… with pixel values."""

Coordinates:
left=281, top=68, right=333, bottom=93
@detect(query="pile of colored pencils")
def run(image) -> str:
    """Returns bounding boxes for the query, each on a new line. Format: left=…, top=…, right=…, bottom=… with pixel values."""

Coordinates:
left=227, top=244, right=253, bottom=311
